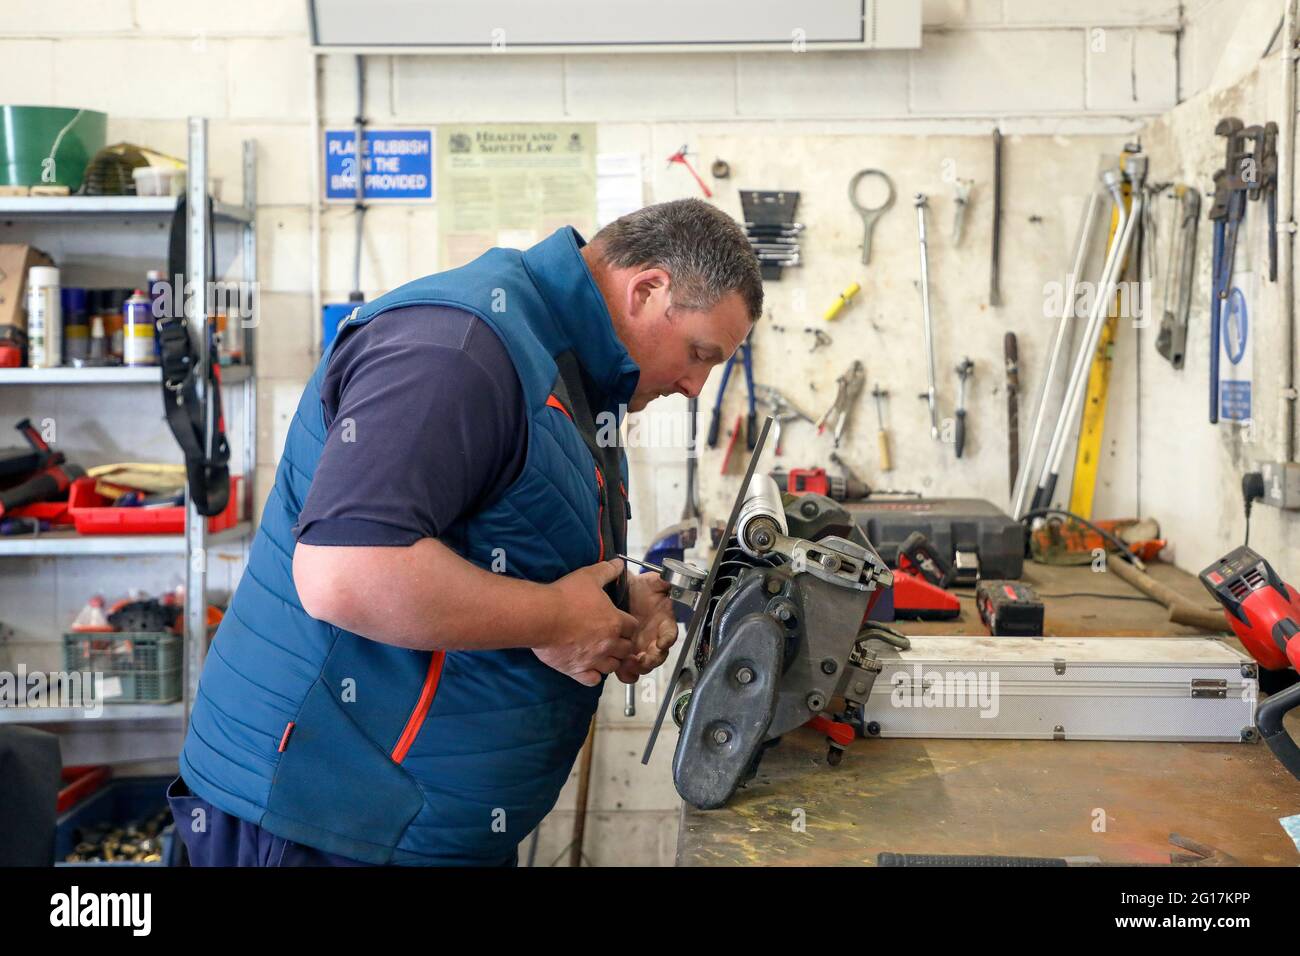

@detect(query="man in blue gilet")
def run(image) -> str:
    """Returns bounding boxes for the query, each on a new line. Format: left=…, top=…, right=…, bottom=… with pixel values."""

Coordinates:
left=168, top=198, right=762, bottom=866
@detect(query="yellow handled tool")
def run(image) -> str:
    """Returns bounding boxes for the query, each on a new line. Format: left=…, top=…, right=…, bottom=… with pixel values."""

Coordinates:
left=871, top=385, right=893, bottom=472
left=823, top=282, right=861, bottom=321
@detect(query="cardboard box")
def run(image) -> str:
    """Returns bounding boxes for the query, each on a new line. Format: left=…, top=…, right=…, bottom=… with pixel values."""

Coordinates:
left=0, top=244, right=56, bottom=332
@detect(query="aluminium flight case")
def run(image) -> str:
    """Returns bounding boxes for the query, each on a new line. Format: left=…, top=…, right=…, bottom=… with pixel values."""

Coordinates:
left=859, top=637, right=1259, bottom=743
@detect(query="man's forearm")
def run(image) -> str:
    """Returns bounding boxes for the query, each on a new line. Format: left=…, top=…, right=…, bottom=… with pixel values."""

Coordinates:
left=293, top=537, right=560, bottom=651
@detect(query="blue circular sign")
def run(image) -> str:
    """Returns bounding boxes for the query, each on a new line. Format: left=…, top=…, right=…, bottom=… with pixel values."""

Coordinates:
left=1223, top=287, right=1248, bottom=366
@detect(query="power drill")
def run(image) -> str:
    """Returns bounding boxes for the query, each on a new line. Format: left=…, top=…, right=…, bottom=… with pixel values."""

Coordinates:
left=1200, top=546, right=1300, bottom=779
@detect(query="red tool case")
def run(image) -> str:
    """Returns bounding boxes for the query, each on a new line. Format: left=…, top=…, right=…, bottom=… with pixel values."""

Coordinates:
left=67, top=474, right=240, bottom=534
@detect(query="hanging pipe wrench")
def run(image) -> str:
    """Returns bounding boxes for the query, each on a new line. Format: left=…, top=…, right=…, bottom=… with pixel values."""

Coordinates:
left=914, top=194, right=941, bottom=440
left=1208, top=118, right=1252, bottom=424
left=816, top=360, right=865, bottom=448
left=954, top=358, right=974, bottom=459
left=753, top=383, right=813, bottom=456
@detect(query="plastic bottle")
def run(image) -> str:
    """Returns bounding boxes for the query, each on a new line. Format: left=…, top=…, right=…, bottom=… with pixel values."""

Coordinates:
left=26, top=266, right=61, bottom=368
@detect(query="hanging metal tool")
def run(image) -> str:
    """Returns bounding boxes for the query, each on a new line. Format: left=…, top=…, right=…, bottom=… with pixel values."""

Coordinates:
left=805, top=328, right=833, bottom=353
left=1029, top=164, right=1142, bottom=512
left=1260, top=121, right=1279, bottom=282
left=914, top=194, right=941, bottom=440
left=1069, top=149, right=1147, bottom=518
left=989, top=128, right=1003, bottom=307
left=753, top=383, right=813, bottom=456
left=706, top=329, right=755, bottom=451
left=951, top=177, right=974, bottom=245
left=1155, top=185, right=1200, bottom=369
left=667, top=145, right=712, bottom=198
left=849, top=169, right=895, bottom=266
left=741, top=190, right=801, bottom=280
left=350, top=56, right=368, bottom=306
left=871, top=385, right=892, bottom=472
left=816, top=360, right=865, bottom=448
left=1208, top=118, right=1251, bottom=424
left=954, top=358, right=974, bottom=459
left=1003, top=332, right=1019, bottom=495
left=1011, top=191, right=1101, bottom=518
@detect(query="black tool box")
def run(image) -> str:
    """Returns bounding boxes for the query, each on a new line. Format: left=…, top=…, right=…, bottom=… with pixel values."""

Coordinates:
left=845, top=497, right=1025, bottom=581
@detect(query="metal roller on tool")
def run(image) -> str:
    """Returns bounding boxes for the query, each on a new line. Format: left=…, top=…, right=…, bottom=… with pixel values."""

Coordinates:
left=641, top=419, right=894, bottom=810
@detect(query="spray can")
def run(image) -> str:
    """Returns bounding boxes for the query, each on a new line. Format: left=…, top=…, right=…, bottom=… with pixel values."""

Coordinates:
left=122, top=290, right=156, bottom=366
left=61, top=287, right=90, bottom=364
left=26, top=266, right=62, bottom=368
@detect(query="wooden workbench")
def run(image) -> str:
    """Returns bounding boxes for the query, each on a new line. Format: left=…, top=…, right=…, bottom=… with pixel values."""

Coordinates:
left=677, top=561, right=1300, bottom=866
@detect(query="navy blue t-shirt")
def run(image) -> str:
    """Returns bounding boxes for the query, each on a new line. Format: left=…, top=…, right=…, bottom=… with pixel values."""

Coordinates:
left=294, top=305, right=527, bottom=547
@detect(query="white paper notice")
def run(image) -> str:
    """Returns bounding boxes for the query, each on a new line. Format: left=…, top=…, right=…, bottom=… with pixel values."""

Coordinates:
left=597, top=152, right=645, bottom=227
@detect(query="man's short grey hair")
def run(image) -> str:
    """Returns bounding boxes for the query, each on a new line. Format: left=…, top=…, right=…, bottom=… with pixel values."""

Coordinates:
left=591, top=198, right=763, bottom=321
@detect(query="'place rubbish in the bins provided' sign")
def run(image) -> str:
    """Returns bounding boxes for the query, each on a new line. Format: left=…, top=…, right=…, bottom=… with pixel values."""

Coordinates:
left=324, top=129, right=435, bottom=201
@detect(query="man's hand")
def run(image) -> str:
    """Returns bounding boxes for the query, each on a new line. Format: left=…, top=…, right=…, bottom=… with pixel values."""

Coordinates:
left=616, top=571, right=679, bottom=684
left=534, top=559, right=639, bottom=686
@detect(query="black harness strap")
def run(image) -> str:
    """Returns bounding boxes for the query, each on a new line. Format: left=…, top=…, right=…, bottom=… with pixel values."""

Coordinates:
left=552, top=351, right=629, bottom=611
left=159, top=196, right=231, bottom=518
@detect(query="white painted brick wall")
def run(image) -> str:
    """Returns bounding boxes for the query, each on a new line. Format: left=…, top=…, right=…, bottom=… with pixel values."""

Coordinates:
left=736, top=51, right=911, bottom=117
left=911, top=29, right=1086, bottom=114
left=0, top=39, right=55, bottom=103
left=1085, top=27, right=1180, bottom=112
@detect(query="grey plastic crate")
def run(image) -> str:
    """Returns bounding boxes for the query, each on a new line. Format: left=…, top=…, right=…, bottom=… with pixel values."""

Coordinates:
left=62, top=632, right=181, bottom=704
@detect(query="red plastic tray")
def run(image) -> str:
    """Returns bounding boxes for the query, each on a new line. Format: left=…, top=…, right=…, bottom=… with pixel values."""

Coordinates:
left=57, top=764, right=112, bottom=813
left=67, top=475, right=240, bottom=535
left=9, top=498, right=74, bottom=526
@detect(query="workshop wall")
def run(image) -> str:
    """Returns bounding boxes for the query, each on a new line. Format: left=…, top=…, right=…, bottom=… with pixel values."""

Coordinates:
left=1105, top=48, right=1295, bottom=577
left=0, top=0, right=1223, bottom=866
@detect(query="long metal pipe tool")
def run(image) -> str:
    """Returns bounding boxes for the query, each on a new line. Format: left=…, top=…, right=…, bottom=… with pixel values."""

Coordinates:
left=1028, top=154, right=1146, bottom=513
left=1010, top=190, right=1101, bottom=517
left=914, top=193, right=941, bottom=440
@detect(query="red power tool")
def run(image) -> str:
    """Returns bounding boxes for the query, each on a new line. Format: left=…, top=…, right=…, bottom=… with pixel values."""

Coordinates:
left=0, top=418, right=85, bottom=518
left=1200, top=546, right=1300, bottom=779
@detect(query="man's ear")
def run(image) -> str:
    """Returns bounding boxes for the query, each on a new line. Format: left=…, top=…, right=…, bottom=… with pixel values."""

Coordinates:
left=625, top=268, right=671, bottom=320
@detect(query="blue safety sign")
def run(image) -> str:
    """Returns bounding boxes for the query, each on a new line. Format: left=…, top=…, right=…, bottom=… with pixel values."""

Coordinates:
left=1219, top=285, right=1252, bottom=422
left=324, top=129, right=434, bottom=201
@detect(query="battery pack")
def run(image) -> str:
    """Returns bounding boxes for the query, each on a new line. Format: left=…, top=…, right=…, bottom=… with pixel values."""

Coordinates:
left=976, top=580, right=1044, bottom=636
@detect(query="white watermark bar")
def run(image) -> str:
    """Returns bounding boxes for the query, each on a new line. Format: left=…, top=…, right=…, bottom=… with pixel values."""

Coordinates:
left=0, top=666, right=106, bottom=718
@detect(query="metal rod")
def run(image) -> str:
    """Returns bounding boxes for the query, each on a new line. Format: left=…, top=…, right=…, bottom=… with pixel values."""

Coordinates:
left=1038, top=173, right=1143, bottom=503
left=618, top=553, right=665, bottom=575
left=351, top=54, right=367, bottom=301
left=1280, top=0, right=1298, bottom=461
left=1011, top=191, right=1101, bottom=517
left=915, top=194, right=940, bottom=439
left=184, top=117, right=210, bottom=726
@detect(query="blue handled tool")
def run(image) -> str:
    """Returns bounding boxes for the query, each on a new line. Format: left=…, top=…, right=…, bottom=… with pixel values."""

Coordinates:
left=705, top=330, right=756, bottom=451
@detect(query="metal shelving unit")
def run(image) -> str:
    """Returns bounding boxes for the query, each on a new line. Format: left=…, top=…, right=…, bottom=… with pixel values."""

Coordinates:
left=0, top=703, right=185, bottom=725
left=0, top=118, right=257, bottom=741
left=0, top=365, right=252, bottom=385
left=0, top=195, right=251, bottom=223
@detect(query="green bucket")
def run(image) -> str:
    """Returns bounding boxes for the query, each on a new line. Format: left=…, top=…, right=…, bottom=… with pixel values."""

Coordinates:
left=0, top=106, right=108, bottom=192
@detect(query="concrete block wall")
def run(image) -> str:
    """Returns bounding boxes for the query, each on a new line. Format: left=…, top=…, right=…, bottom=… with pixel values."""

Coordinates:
left=0, top=0, right=1242, bottom=866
